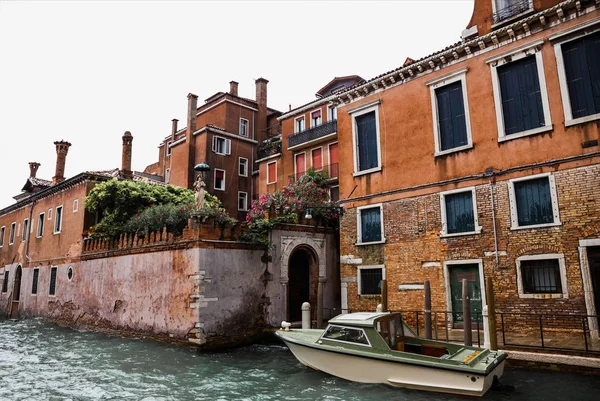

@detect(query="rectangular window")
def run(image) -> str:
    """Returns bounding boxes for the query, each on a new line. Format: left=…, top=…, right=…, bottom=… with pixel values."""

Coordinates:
left=294, top=152, right=306, bottom=181
left=328, top=142, right=339, bottom=178
left=295, top=116, right=305, bottom=133
left=212, top=136, right=231, bottom=155
left=240, top=118, right=249, bottom=136
left=555, top=30, right=600, bottom=125
left=73, top=199, right=79, bottom=212
left=311, top=109, right=322, bottom=127
left=358, top=265, right=385, bottom=295
left=322, top=325, right=370, bottom=346
left=440, top=188, right=480, bottom=236
left=328, top=106, right=337, bottom=121
left=2, top=271, right=8, bottom=293
left=0, top=226, right=4, bottom=247
left=214, top=169, right=225, bottom=191
left=516, top=254, right=568, bottom=298
left=22, top=218, right=29, bottom=241
left=330, top=186, right=339, bottom=203
left=238, top=157, right=248, bottom=177
left=351, top=102, right=381, bottom=174
left=238, top=192, right=248, bottom=211
left=9, top=222, right=16, bottom=245
left=165, top=168, right=171, bottom=183
left=166, top=141, right=172, bottom=156
left=508, top=174, right=560, bottom=229
left=37, top=213, right=45, bottom=238
left=357, top=204, right=384, bottom=244
left=311, top=147, right=323, bottom=170
left=267, top=161, right=277, bottom=184
left=31, top=268, right=39, bottom=295
left=49, top=266, right=57, bottom=296
left=54, top=206, right=63, bottom=234
left=48, top=208, right=52, bottom=220
left=493, top=0, right=533, bottom=24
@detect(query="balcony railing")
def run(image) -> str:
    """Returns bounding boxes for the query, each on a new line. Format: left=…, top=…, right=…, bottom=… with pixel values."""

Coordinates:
left=492, top=0, right=532, bottom=24
left=288, top=163, right=339, bottom=182
left=287, top=119, right=337, bottom=148
left=257, top=140, right=282, bottom=160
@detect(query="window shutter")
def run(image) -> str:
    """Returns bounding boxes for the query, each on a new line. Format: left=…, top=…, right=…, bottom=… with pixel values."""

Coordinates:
left=226, top=139, right=231, bottom=155
left=360, top=207, right=381, bottom=243
left=436, top=82, right=468, bottom=151
left=444, top=192, right=475, bottom=234
left=514, top=177, right=553, bottom=226
left=356, top=111, right=378, bottom=171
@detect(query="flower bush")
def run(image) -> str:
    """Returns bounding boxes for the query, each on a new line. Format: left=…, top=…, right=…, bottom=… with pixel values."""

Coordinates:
left=125, top=203, right=194, bottom=236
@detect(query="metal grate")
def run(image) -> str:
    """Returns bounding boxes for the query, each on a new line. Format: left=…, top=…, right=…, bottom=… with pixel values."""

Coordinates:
left=49, top=267, right=57, bottom=296
left=31, top=269, right=39, bottom=295
left=492, top=0, right=532, bottom=24
left=287, top=120, right=337, bottom=148
left=521, top=259, right=561, bottom=294
left=360, top=268, right=382, bottom=295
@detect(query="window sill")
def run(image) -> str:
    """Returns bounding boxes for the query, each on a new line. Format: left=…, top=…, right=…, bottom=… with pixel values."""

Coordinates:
left=565, top=113, right=600, bottom=127
left=53, top=232, right=61, bottom=235
left=36, top=236, right=42, bottom=239
left=353, top=166, right=382, bottom=177
left=510, top=221, right=561, bottom=231
left=434, top=144, right=473, bottom=157
left=267, top=181, right=277, bottom=185
left=499, top=125, right=553, bottom=143
left=518, top=293, right=567, bottom=299
left=356, top=239, right=386, bottom=246
left=31, top=294, right=37, bottom=297
left=440, top=229, right=482, bottom=238
left=214, top=188, right=225, bottom=192
left=358, top=294, right=381, bottom=299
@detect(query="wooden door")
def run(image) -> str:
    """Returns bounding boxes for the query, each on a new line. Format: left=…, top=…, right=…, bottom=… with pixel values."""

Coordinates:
left=450, top=264, right=483, bottom=326
left=587, top=247, right=600, bottom=328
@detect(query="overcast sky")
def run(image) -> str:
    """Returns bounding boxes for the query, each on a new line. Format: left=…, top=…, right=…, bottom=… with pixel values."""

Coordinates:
left=0, top=0, right=474, bottom=207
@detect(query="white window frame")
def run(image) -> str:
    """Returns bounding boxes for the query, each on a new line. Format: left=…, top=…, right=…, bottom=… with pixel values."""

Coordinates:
left=238, top=157, right=248, bottom=177
left=214, top=168, right=226, bottom=191
left=294, top=152, right=306, bottom=180
left=212, top=135, right=231, bottom=156
left=507, top=172, right=561, bottom=230
left=357, top=264, right=386, bottom=296
left=487, top=39, right=552, bottom=142
left=267, top=161, right=277, bottom=184
left=238, top=191, right=248, bottom=211
left=240, top=118, right=249, bottom=137
left=439, top=186, right=482, bottom=237
left=294, top=115, right=305, bottom=133
left=356, top=203, right=385, bottom=246
left=311, top=146, right=323, bottom=171
left=165, top=168, right=171, bottom=183
left=310, top=108, right=322, bottom=128
left=350, top=100, right=382, bottom=176
left=9, top=222, right=16, bottom=245
left=329, top=185, right=340, bottom=202
left=552, top=21, right=600, bottom=127
left=426, top=67, right=474, bottom=156
left=328, top=142, right=338, bottom=177
left=48, top=208, right=52, bottom=220
left=515, top=254, right=569, bottom=299
left=49, top=266, right=57, bottom=297
left=31, top=267, right=39, bottom=296
left=0, top=225, right=4, bottom=247
left=491, top=0, right=534, bottom=27
left=166, top=141, right=172, bottom=156
left=328, top=105, right=337, bottom=121
left=37, top=212, right=45, bottom=238
left=21, top=218, right=29, bottom=242
left=54, top=205, right=63, bottom=234
left=73, top=199, right=79, bottom=213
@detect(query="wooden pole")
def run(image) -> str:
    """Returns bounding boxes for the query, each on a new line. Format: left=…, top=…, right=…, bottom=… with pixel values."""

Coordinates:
left=424, top=280, right=432, bottom=339
left=381, top=279, right=388, bottom=312
left=316, top=280, right=324, bottom=329
left=462, top=279, right=472, bottom=346
left=486, top=276, right=498, bottom=350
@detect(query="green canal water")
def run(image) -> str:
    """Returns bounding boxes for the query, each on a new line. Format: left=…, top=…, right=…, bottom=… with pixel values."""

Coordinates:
left=1, top=318, right=599, bottom=401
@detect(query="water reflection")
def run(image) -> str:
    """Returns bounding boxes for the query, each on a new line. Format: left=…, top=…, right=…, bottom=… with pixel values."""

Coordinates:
left=1, top=318, right=599, bottom=401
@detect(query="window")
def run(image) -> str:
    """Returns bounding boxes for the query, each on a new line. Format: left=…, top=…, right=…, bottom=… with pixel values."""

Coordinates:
left=240, top=118, right=249, bottom=136
left=555, top=29, right=600, bottom=126
left=488, top=41, right=552, bottom=142
left=508, top=173, right=560, bottom=230
left=351, top=102, right=381, bottom=175
left=37, top=213, right=45, bottom=238
left=239, top=158, right=248, bottom=177
left=295, top=116, right=305, bottom=133
left=238, top=192, right=248, bottom=211
left=54, top=205, right=63, bottom=234
left=9, top=222, right=16, bottom=245
left=492, top=0, right=533, bottom=24
left=2, top=271, right=8, bottom=293
left=212, top=136, right=231, bottom=155
left=427, top=68, right=473, bottom=155
left=0, top=226, right=4, bottom=247
left=73, top=199, right=79, bottom=213
left=311, top=147, right=323, bottom=170
left=67, top=266, right=73, bottom=281
left=328, top=142, right=339, bottom=178
left=48, top=208, right=52, bottom=220
left=214, top=169, right=225, bottom=191
left=440, top=187, right=481, bottom=236
left=267, top=161, right=277, bottom=184
left=165, top=168, right=171, bottom=184
left=166, top=141, right=172, bottom=156
left=310, top=109, right=322, bottom=127
left=516, top=254, right=568, bottom=298
left=330, top=186, right=339, bottom=203
left=22, top=218, right=29, bottom=242
left=357, top=265, right=385, bottom=295
left=357, top=204, right=384, bottom=245
left=49, top=266, right=57, bottom=296
left=322, top=325, right=370, bottom=346
left=294, top=152, right=306, bottom=181
left=328, top=106, right=337, bottom=121
left=31, top=268, right=39, bottom=295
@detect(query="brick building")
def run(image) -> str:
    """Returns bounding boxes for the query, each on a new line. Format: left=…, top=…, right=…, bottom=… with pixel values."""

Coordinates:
left=144, top=79, right=282, bottom=220
left=332, top=0, right=600, bottom=337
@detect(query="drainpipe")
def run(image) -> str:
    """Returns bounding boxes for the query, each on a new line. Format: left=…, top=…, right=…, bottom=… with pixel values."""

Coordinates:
left=486, top=169, right=499, bottom=267
left=25, top=199, right=36, bottom=263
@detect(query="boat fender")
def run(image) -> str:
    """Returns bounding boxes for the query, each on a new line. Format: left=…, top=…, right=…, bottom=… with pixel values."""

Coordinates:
left=281, top=321, right=292, bottom=331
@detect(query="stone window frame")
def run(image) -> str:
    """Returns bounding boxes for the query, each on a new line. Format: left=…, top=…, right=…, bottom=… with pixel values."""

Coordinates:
left=309, top=107, right=323, bottom=128
left=49, top=266, right=57, bottom=297
left=2, top=269, right=8, bottom=293
left=238, top=191, right=248, bottom=212
left=491, top=0, right=534, bottom=28
left=357, top=264, right=386, bottom=296
left=73, top=199, right=79, bottom=213
left=54, top=205, right=63, bottom=234
left=311, top=146, right=323, bottom=171
left=36, top=212, right=45, bottom=238
left=47, top=208, right=52, bottom=221
left=21, top=218, right=29, bottom=242
left=31, top=267, right=39, bottom=295
left=239, top=118, right=249, bottom=137
left=267, top=161, right=277, bottom=184
left=0, top=225, right=4, bottom=247
left=213, top=168, right=226, bottom=192
left=515, top=254, right=569, bottom=299
left=507, top=172, right=561, bottom=230
left=294, top=115, right=305, bottom=133
left=356, top=203, right=386, bottom=246
left=328, top=105, right=337, bottom=122
left=442, top=258, right=488, bottom=326
left=486, top=39, right=553, bottom=142
left=9, top=222, right=16, bottom=245
left=238, top=157, right=248, bottom=177
left=349, top=100, right=382, bottom=177
left=439, top=186, right=482, bottom=237
left=426, top=67, right=474, bottom=157
left=551, top=19, right=600, bottom=127
left=166, top=140, right=172, bottom=156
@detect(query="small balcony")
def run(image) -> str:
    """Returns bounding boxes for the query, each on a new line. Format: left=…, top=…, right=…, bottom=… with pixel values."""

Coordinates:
left=288, top=163, right=339, bottom=183
left=257, top=140, right=282, bottom=160
left=492, top=0, right=532, bottom=25
left=287, top=120, right=337, bottom=149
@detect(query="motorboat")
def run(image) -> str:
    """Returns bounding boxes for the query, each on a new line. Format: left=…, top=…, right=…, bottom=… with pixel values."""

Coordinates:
left=275, top=312, right=507, bottom=396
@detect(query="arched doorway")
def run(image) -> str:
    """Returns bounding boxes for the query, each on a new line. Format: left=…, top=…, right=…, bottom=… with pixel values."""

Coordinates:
left=288, top=249, right=314, bottom=322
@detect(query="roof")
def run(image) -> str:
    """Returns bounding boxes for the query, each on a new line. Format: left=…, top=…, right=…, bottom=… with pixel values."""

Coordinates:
left=315, top=75, right=364, bottom=97
left=21, top=177, right=52, bottom=192
left=88, top=168, right=165, bottom=185
left=328, top=312, right=392, bottom=327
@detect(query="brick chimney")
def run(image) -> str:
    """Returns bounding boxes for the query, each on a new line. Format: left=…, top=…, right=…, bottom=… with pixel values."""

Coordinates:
left=185, top=93, right=198, bottom=189
left=229, top=81, right=239, bottom=96
left=171, top=118, right=178, bottom=142
left=52, top=140, right=71, bottom=185
left=121, top=131, right=133, bottom=180
left=28, top=162, right=41, bottom=178
left=255, top=77, right=269, bottom=142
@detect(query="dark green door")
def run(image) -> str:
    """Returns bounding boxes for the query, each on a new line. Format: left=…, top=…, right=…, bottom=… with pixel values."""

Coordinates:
left=450, top=264, right=483, bottom=326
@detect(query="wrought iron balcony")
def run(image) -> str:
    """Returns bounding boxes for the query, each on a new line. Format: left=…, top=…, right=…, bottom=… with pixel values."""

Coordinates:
left=492, top=0, right=532, bottom=24
left=257, top=140, right=281, bottom=160
left=288, top=163, right=339, bottom=183
left=287, top=120, right=337, bottom=148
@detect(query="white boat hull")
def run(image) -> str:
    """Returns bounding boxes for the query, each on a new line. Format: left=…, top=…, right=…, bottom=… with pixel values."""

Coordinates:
left=284, top=340, right=505, bottom=397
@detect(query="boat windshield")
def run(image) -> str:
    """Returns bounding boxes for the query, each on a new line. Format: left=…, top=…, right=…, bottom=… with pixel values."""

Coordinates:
left=376, top=314, right=414, bottom=351
left=321, top=325, right=370, bottom=346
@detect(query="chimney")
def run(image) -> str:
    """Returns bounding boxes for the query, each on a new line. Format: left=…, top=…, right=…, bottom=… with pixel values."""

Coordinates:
left=171, top=118, right=178, bottom=142
left=29, top=162, right=41, bottom=178
left=52, top=140, right=71, bottom=185
left=229, top=81, right=239, bottom=96
left=186, top=93, right=198, bottom=189
left=121, top=131, right=133, bottom=180
left=255, top=77, right=269, bottom=142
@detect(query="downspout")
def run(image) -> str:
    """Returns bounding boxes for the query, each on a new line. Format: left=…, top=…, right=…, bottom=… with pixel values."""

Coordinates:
left=25, top=199, right=36, bottom=263
left=486, top=170, right=499, bottom=266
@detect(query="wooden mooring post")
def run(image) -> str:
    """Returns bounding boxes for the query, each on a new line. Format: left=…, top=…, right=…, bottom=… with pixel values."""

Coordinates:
left=424, top=280, right=432, bottom=339
left=381, top=279, right=388, bottom=312
left=486, top=276, right=498, bottom=350
left=462, top=279, right=472, bottom=346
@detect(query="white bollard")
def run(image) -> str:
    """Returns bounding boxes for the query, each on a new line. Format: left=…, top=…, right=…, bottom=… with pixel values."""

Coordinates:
left=302, top=302, right=311, bottom=329
left=376, top=304, right=383, bottom=313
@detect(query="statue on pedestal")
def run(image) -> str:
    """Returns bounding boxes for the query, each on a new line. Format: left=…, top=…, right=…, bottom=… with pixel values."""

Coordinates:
left=194, top=175, right=206, bottom=210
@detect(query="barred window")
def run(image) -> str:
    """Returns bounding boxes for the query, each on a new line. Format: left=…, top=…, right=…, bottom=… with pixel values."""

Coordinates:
left=49, top=267, right=57, bottom=296
left=521, top=259, right=562, bottom=294
left=31, top=269, right=39, bottom=295
left=359, top=267, right=383, bottom=295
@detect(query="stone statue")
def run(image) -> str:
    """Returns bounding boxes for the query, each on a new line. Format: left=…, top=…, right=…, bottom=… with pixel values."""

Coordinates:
left=194, top=175, right=206, bottom=210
